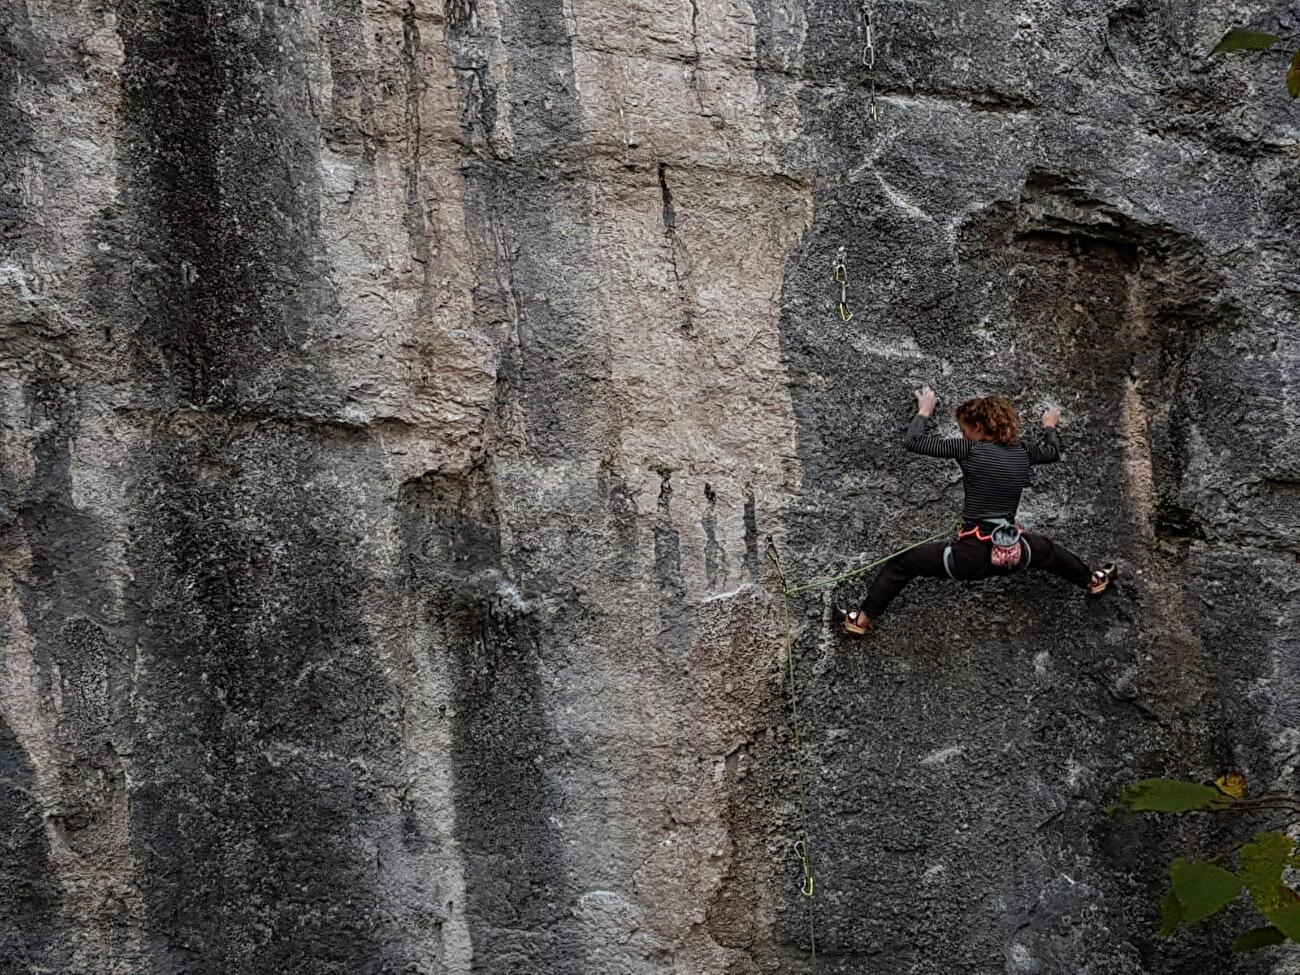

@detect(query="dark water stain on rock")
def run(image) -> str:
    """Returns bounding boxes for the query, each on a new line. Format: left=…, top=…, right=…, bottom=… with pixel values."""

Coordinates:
left=121, top=422, right=409, bottom=974
left=599, top=463, right=640, bottom=585
left=115, top=0, right=335, bottom=410
left=0, top=0, right=34, bottom=252
left=111, top=1, right=411, bottom=970
left=0, top=716, right=69, bottom=971
left=0, top=11, right=116, bottom=958
left=0, top=38, right=119, bottom=975
left=1, top=357, right=135, bottom=965
left=653, top=473, right=681, bottom=588
left=444, top=0, right=612, bottom=460
left=653, top=472, right=692, bottom=655
left=397, top=468, right=578, bottom=973
left=320, top=0, right=377, bottom=159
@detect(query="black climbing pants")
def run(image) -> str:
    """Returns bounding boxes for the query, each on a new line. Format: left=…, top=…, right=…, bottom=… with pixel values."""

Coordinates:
left=859, top=533, right=1093, bottom=619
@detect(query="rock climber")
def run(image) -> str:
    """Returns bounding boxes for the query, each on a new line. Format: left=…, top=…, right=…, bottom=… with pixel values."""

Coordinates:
left=839, top=385, right=1117, bottom=636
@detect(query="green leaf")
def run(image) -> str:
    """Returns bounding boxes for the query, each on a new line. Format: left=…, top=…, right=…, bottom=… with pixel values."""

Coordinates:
left=1267, top=903, right=1300, bottom=941
left=1212, top=28, right=1285, bottom=54
left=1170, top=858, right=1242, bottom=923
left=1233, top=926, right=1287, bottom=952
left=1112, top=778, right=1225, bottom=814
left=1242, top=833, right=1294, bottom=913
left=1288, top=51, right=1300, bottom=98
left=1160, top=887, right=1185, bottom=937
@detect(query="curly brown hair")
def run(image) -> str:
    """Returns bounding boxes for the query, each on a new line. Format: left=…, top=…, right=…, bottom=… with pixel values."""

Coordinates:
left=956, top=396, right=1020, bottom=444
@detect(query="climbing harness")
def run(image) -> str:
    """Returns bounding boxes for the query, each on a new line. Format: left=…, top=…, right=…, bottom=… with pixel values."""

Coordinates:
left=833, top=246, right=853, bottom=321
left=763, top=521, right=959, bottom=959
left=861, top=0, right=880, bottom=122
left=942, top=519, right=1031, bottom=578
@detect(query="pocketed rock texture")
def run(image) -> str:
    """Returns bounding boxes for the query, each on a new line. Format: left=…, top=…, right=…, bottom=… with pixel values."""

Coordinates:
left=1, top=0, right=1297, bottom=971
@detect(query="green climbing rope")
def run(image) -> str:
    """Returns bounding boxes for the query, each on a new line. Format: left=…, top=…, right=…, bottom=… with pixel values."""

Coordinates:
left=764, top=542, right=818, bottom=958
left=764, top=521, right=960, bottom=960
left=782, top=522, right=960, bottom=597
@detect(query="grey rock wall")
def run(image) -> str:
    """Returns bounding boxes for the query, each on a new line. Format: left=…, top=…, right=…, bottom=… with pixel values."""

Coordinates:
left=0, top=0, right=1296, bottom=972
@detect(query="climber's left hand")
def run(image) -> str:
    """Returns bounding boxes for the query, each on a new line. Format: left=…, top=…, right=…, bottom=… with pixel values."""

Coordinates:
left=916, top=385, right=939, bottom=416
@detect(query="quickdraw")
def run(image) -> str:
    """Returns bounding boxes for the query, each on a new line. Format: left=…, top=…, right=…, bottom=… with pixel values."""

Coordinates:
left=834, top=246, right=852, bottom=321
left=862, top=0, right=880, bottom=122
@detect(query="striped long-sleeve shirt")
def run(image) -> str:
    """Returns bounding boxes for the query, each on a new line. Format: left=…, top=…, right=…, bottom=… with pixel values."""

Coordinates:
left=905, top=413, right=1061, bottom=522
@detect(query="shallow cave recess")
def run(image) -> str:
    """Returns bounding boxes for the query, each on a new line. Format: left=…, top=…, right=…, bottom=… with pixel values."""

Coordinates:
left=956, top=167, right=1241, bottom=548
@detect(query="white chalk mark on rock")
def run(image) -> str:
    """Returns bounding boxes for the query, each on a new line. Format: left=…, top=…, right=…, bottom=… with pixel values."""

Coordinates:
left=920, top=744, right=965, bottom=766
left=872, top=170, right=935, bottom=223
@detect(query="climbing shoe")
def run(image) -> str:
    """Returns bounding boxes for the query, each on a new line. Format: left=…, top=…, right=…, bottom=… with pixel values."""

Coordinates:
left=1088, top=563, right=1119, bottom=596
left=837, top=607, right=874, bottom=636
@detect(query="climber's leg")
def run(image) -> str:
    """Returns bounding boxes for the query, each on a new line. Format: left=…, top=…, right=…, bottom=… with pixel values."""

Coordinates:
left=1019, top=532, right=1113, bottom=592
left=855, top=541, right=953, bottom=622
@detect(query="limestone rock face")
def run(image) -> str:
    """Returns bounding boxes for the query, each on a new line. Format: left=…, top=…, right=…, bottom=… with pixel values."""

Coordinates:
left=1, top=0, right=1297, bottom=971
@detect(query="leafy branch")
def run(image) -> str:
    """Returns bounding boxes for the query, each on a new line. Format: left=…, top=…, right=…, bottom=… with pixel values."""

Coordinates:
left=1212, top=27, right=1300, bottom=98
left=1109, top=774, right=1300, bottom=953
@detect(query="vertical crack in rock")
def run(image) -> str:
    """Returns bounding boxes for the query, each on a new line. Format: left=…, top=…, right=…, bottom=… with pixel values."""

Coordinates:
left=702, top=483, right=726, bottom=591
left=687, top=0, right=701, bottom=63
left=658, top=162, right=695, bottom=332
left=743, top=488, right=761, bottom=581
left=684, top=0, right=709, bottom=117
left=658, top=163, right=677, bottom=231
left=402, top=2, right=430, bottom=272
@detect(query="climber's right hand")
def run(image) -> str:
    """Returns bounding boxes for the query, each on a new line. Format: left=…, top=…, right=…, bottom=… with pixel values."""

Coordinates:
left=915, top=385, right=938, bottom=416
